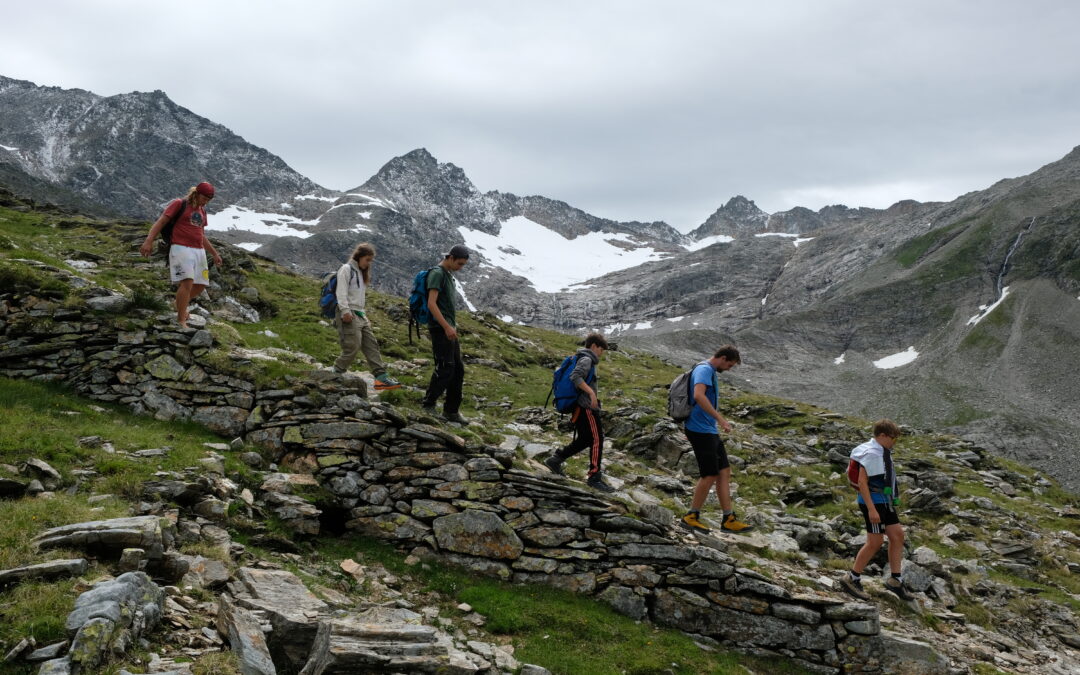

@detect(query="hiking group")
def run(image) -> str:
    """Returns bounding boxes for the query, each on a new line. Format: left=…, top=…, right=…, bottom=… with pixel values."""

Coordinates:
left=144, top=187, right=912, bottom=602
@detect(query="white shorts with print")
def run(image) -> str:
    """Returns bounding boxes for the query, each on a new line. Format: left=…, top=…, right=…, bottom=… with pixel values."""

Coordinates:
left=169, top=245, right=210, bottom=285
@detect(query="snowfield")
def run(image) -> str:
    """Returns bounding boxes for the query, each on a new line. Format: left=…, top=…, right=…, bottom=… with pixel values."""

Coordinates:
left=459, top=216, right=667, bottom=293
left=873, top=346, right=919, bottom=369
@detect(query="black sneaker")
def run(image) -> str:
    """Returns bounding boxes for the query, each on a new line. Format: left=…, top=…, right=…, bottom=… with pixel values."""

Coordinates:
left=840, top=575, right=871, bottom=601
left=587, top=477, right=616, bottom=493
left=421, top=404, right=439, bottom=417
left=885, top=578, right=914, bottom=601
left=444, top=412, right=469, bottom=424
left=544, top=456, right=565, bottom=476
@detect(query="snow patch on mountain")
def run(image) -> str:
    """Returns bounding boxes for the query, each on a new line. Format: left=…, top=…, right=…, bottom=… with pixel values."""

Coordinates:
left=756, top=232, right=815, bottom=247
left=209, top=205, right=318, bottom=239
left=873, top=346, right=918, bottom=369
left=346, top=193, right=398, bottom=211
left=0, top=143, right=18, bottom=152
left=459, top=216, right=667, bottom=293
left=686, top=234, right=734, bottom=251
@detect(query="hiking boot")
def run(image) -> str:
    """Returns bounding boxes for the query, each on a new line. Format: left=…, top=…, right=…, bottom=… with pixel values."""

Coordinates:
left=421, top=404, right=439, bottom=417
left=840, top=575, right=871, bottom=601
left=444, top=411, right=469, bottom=424
left=679, top=512, right=711, bottom=533
left=373, top=373, right=401, bottom=391
left=543, top=456, right=565, bottom=476
left=885, top=578, right=914, bottom=601
left=587, top=476, right=616, bottom=493
left=720, top=513, right=754, bottom=533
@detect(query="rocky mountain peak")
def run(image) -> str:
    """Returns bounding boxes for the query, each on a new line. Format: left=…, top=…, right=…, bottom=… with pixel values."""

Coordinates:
left=689, top=194, right=770, bottom=239
left=358, top=148, right=501, bottom=234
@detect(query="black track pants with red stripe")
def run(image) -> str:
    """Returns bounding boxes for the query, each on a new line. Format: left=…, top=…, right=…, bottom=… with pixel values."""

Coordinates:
left=554, top=405, right=604, bottom=478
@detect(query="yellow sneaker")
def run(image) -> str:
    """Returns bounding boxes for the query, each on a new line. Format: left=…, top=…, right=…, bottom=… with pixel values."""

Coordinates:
left=721, top=513, right=754, bottom=533
left=679, top=512, right=711, bottom=533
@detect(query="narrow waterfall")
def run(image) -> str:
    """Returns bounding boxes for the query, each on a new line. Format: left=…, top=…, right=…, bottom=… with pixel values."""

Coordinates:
left=968, top=217, right=1037, bottom=326
left=996, top=217, right=1036, bottom=295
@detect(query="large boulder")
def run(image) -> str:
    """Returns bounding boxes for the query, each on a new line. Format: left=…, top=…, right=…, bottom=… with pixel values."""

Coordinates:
left=432, top=511, right=524, bottom=560
left=44, top=572, right=164, bottom=674
left=235, top=567, right=328, bottom=673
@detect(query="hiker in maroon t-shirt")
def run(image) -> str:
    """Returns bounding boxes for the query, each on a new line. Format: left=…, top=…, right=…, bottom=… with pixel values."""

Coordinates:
left=139, top=182, right=222, bottom=328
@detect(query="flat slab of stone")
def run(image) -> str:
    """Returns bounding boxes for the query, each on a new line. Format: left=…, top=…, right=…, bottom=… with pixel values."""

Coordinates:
left=33, top=516, right=174, bottom=560
left=300, top=608, right=480, bottom=675
left=0, top=559, right=87, bottom=586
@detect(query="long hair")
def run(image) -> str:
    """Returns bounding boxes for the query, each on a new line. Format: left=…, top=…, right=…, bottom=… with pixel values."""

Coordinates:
left=184, top=186, right=201, bottom=208
left=350, top=242, right=375, bottom=285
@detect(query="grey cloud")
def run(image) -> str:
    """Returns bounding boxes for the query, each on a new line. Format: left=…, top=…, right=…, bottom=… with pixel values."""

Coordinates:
left=2, top=0, right=1079, bottom=231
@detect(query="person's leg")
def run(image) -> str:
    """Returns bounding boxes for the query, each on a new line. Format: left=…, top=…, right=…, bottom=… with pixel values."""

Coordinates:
left=555, top=407, right=592, bottom=461
left=853, top=533, right=884, bottom=573
left=443, top=338, right=465, bottom=415
left=333, top=311, right=361, bottom=372
left=358, top=319, right=387, bottom=375
left=715, top=467, right=733, bottom=513
left=681, top=430, right=720, bottom=531
left=175, top=279, right=194, bottom=326
left=583, top=408, right=604, bottom=478
left=690, top=475, right=718, bottom=511
left=423, top=326, right=454, bottom=407
left=884, top=523, right=905, bottom=574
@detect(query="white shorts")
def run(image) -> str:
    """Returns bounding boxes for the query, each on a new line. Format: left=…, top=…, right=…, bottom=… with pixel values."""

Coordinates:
left=169, top=245, right=210, bottom=285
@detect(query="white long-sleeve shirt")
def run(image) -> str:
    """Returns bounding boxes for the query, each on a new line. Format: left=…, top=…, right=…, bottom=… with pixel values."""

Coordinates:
left=335, top=260, right=365, bottom=314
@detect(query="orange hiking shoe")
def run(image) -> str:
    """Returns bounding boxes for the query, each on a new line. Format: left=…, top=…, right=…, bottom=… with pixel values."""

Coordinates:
left=721, top=513, right=754, bottom=533
left=679, top=512, right=711, bottom=533
left=373, top=374, right=402, bottom=391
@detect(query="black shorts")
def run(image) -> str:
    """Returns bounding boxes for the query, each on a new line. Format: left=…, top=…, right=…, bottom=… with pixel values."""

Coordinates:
left=858, top=502, right=901, bottom=534
left=685, top=429, right=729, bottom=477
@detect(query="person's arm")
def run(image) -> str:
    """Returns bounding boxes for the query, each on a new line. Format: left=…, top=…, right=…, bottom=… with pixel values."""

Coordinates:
left=570, top=355, right=598, bottom=409
left=202, top=236, right=222, bottom=267
left=336, top=265, right=354, bottom=322
left=139, top=209, right=174, bottom=257
left=693, top=381, right=732, bottom=432
left=427, top=286, right=457, bottom=339
left=857, top=466, right=880, bottom=524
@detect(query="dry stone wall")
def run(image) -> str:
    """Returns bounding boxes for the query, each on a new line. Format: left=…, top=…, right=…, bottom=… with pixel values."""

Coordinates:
left=0, top=282, right=896, bottom=674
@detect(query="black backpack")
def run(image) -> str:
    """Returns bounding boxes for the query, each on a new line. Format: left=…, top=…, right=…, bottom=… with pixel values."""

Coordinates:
left=157, top=199, right=187, bottom=260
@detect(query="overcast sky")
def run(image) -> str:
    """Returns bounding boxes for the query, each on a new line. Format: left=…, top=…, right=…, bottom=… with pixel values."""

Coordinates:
left=4, top=1, right=1080, bottom=231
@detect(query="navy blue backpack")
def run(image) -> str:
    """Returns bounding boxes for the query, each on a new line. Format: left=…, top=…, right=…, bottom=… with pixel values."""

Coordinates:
left=548, top=353, right=595, bottom=413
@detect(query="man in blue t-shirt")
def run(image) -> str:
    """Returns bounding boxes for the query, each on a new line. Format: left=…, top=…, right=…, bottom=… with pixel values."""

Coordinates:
left=678, top=345, right=753, bottom=534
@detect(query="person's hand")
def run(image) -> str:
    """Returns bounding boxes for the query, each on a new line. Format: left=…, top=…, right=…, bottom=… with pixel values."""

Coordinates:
left=341, top=312, right=353, bottom=323
left=445, top=326, right=459, bottom=340
left=212, top=252, right=223, bottom=267
left=139, top=240, right=153, bottom=257
left=719, top=418, right=732, bottom=433
left=868, top=508, right=881, bottom=524
left=589, top=393, right=599, bottom=410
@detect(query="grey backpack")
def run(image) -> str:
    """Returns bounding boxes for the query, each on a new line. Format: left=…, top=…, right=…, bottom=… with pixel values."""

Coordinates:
left=667, top=368, right=695, bottom=421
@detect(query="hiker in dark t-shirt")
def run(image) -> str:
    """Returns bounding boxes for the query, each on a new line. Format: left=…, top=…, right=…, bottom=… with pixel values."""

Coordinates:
left=421, top=245, right=470, bottom=424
